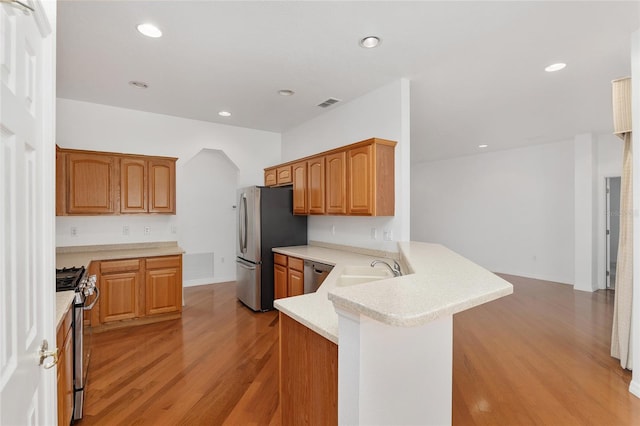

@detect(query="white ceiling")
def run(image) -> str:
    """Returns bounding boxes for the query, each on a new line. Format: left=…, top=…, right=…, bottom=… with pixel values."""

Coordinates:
left=56, top=1, right=640, bottom=163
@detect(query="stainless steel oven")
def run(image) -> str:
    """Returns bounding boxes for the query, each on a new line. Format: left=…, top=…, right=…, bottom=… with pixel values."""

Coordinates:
left=56, top=267, right=99, bottom=421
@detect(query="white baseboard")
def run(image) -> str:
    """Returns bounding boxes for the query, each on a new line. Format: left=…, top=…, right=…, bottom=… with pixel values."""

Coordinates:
left=629, top=379, right=640, bottom=398
left=183, top=276, right=235, bottom=287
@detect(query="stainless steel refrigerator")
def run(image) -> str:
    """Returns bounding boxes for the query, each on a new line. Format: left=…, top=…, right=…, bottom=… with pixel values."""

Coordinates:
left=236, top=186, right=307, bottom=311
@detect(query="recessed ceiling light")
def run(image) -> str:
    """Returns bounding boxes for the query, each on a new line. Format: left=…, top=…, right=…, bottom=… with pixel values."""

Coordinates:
left=218, top=111, right=231, bottom=117
left=478, top=144, right=488, bottom=148
left=128, top=81, right=149, bottom=89
left=137, top=23, right=162, bottom=38
left=359, top=36, right=381, bottom=49
left=278, top=89, right=295, bottom=96
left=545, top=63, right=566, bottom=72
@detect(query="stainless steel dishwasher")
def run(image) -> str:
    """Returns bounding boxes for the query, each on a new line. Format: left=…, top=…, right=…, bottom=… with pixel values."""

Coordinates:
left=303, top=260, right=333, bottom=293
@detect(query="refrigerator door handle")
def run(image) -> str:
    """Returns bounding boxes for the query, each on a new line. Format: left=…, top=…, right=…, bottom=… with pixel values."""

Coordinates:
left=239, top=192, right=247, bottom=254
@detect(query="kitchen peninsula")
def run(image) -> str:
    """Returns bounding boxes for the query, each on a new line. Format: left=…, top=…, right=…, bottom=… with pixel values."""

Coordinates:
left=274, top=241, right=513, bottom=425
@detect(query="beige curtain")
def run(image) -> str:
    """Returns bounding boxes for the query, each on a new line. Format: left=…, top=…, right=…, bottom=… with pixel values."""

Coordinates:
left=611, top=131, right=633, bottom=369
left=611, top=77, right=633, bottom=369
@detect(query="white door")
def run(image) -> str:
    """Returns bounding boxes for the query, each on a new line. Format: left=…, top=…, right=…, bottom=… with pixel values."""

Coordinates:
left=0, top=1, right=57, bottom=425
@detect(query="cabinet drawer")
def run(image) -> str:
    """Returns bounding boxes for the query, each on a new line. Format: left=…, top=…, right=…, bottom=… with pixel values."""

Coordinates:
left=100, top=259, right=141, bottom=274
left=277, top=165, right=292, bottom=185
left=274, top=253, right=288, bottom=266
left=288, top=257, right=303, bottom=272
left=146, top=255, right=181, bottom=269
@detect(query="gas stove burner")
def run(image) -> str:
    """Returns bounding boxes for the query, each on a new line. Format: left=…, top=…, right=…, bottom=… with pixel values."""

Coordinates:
left=56, top=266, right=86, bottom=292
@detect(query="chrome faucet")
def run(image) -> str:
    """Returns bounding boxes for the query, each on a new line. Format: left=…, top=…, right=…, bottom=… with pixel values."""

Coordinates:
left=371, top=259, right=403, bottom=277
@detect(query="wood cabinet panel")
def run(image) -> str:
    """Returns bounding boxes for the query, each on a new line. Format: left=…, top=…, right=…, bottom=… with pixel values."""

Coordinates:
left=277, top=165, right=292, bottom=185
left=325, top=151, right=347, bottom=215
left=100, top=271, right=140, bottom=323
left=287, top=256, right=303, bottom=272
left=56, top=148, right=66, bottom=217
left=347, top=145, right=374, bottom=215
left=274, top=263, right=288, bottom=300
left=100, top=259, right=141, bottom=275
left=66, top=152, right=118, bottom=214
left=292, top=161, right=308, bottom=215
left=280, top=313, right=337, bottom=426
left=307, top=157, right=325, bottom=214
left=274, top=253, right=288, bottom=267
left=288, top=269, right=304, bottom=297
left=149, top=159, right=176, bottom=213
left=264, top=168, right=277, bottom=186
left=120, top=158, right=147, bottom=213
left=57, top=306, right=74, bottom=426
left=145, top=255, right=182, bottom=316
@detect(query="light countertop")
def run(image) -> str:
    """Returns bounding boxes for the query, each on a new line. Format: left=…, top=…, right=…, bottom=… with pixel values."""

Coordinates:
left=273, top=241, right=513, bottom=345
left=56, top=241, right=184, bottom=269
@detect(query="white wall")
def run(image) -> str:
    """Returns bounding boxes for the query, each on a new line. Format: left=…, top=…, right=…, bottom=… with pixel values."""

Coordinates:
left=55, top=99, right=281, bottom=284
left=412, top=140, right=576, bottom=284
left=281, top=79, right=411, bottom=251
left=411, top=135, right=622, bottom=286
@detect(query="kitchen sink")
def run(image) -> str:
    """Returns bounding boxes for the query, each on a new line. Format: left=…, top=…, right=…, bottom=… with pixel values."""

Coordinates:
left=341, top=265, right=395, bottom=277
left=335, top=264, right=394, bottom=287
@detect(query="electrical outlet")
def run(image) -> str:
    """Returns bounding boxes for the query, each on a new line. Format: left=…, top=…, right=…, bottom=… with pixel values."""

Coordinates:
left=70, top=227, right=77, bottom=236
left=383, top=230, right=393, bottom=241
left=331, top=225, right=336, bottom=235
left=144, top=226, right=151, bottom=236
left=371, top=228, right=377, bottom=240
left=171, top=225, right=177, bottom=234
left=123, top=225, right=130, bottom=236
left=221, top=257, right=225, bottom=264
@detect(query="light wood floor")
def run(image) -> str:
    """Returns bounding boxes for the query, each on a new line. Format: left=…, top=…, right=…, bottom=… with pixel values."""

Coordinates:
left=77, top=275, right=640, bottom=425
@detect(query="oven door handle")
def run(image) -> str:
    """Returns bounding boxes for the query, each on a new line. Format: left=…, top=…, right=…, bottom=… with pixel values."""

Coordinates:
left=83, top=287, right=100, bottom=311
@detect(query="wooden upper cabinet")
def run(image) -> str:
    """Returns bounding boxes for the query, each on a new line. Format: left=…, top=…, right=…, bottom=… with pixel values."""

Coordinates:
left=149, top=159, right=176, bottom=213
left=56, top=147, right=176, bottom=215
left=292, top=161, right=308, bottom=215
left=264, top=168, right=277, bottom=186
left=325, top=151, right=347, bottom=215
left=264, top=165, right=293, bottom=187
left=307, top=156, right=325, bottom=214
left=66, top=152, right=118, bottom=214
left=120, top=157, right=147, bottom=213
left=263, top=137, right=396, bottom=216
left=347, top=140, right=395, bottom=216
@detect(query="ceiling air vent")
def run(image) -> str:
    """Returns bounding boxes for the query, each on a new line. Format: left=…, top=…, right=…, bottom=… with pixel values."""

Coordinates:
left=317, top=97, right=341, bottom=108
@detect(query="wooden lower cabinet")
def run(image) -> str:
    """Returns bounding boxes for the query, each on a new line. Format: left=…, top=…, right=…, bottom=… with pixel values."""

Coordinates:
left=57, top=305, right=74, bottom=426
left=95, top=255, right=182, bottom=330
left=99, top=259, right=141, bottom=323
left=274, top=254, right=304, bottom=298
left=274, top=253, right=288, bottom=300
left=145, top=256, right=182, bottom=316
left=280, top=312, right=337, bottom=425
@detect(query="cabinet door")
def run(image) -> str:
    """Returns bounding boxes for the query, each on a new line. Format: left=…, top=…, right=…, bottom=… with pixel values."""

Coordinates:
left=145, top=256, right=182, bottom=316
left=292, top=161, right=308, bottom=215
left=274, top=263, right=288, bottom=300
left=56, top=308, right=73, bottom=426
left=149, top=159, right=176, bottom=213
left=325, top=152, right=347, bottom=215
left=265, top=168, right=277, bottom=186
left=120, top=157, right=147, bottom=213
left=100, top=271, right=140, bottom=323
left=66, top=152, right=118, bottom=214
left=277, top=165, right=293, bottom=185
left=347, top=145, right=374, bottom=215
left=307, top=157, right=325, bottom=214
left=288, top=268, right=304, bottom=297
